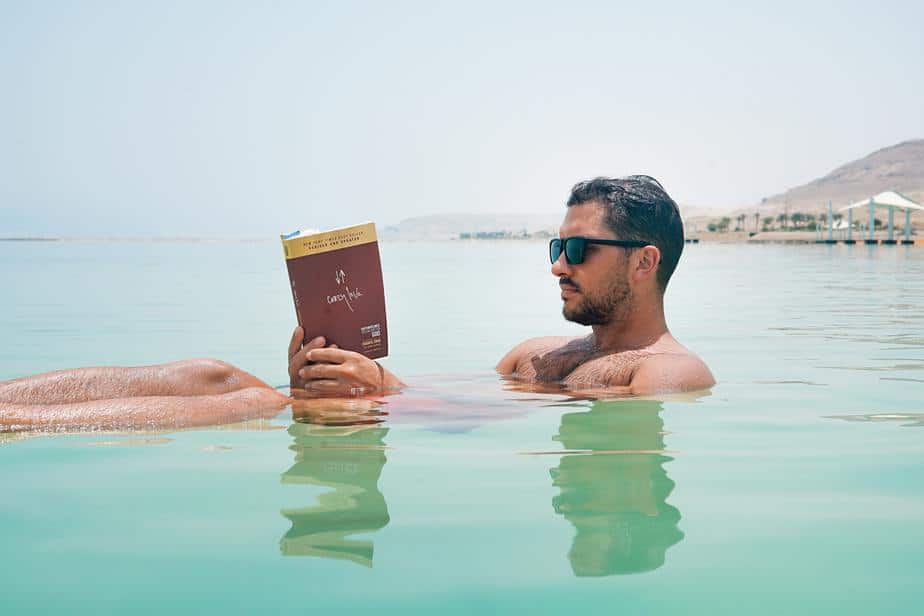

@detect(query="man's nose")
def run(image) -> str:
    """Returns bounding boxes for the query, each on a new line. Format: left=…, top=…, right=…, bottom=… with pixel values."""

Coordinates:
left=551, top=251, right=571, bottom=277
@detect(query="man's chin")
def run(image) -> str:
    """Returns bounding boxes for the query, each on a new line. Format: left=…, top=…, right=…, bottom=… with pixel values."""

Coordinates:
left=562, top=305, right=607, bottom=327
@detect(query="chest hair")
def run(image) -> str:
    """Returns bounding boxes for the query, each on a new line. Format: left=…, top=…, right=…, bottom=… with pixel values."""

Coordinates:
left=520, top=339, right=651, bottom=386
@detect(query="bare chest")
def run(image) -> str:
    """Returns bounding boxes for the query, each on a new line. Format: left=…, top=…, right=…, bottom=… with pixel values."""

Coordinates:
left=516, top=343, right=651, bottom=387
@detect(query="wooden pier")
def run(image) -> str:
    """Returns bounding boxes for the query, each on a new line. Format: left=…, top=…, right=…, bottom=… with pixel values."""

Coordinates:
left=815, top=238, right=921, bottom=245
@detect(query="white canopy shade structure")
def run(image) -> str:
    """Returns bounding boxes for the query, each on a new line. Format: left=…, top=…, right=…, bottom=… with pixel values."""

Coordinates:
left=837, top=190, right=924, bottom=243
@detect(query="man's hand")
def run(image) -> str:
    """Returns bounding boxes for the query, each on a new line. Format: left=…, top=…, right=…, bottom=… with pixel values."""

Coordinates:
left=288, top=326, right=386, bottom=396
left=297, top=347, right=384, bottom=396
left=288, top=326, right=329, bottom=390
left=288, top=326, right=404, bottom=396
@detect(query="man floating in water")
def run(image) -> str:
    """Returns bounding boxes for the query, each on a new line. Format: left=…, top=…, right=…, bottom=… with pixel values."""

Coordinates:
left=1, top=175, right=712, bottom=431
left=291, top=175, right=714, bottom=397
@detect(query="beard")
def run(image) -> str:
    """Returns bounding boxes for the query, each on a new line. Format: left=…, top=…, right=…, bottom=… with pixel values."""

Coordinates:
left=561, top=275, right=633, bottom=326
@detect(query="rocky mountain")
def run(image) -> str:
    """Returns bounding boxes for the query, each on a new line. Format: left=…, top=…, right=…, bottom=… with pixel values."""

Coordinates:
left=761, top=139, right=924, bottom=212
left=682, top=139, right=924, bottom=234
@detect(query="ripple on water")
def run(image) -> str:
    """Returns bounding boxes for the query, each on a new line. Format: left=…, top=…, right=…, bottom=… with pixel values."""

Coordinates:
left=825, top=413, right=924, bottom=428
left=82, top=437, right=174, bottom=447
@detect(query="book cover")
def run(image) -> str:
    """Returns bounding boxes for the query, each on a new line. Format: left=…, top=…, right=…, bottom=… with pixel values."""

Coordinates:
left=281, top=222, right=388, bottom=359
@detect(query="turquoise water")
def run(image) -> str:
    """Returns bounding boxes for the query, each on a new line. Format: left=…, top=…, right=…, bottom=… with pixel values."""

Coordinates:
left=2, top=240, right=923, bottom=614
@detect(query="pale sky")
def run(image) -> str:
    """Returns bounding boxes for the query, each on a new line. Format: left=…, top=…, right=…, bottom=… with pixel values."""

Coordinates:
left=2, top=0, right=922, bottom=236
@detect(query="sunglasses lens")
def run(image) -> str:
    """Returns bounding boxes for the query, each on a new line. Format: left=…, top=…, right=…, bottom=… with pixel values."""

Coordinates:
left=564, top=238, right=585, bottom=264
left=549, top=239, right=562, bottom=264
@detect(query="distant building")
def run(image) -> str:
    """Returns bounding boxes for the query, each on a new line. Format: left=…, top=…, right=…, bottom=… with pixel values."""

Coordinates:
left=457, top=228, right=554, bottom=240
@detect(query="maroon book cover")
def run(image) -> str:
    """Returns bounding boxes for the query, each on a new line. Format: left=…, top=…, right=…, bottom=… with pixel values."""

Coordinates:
left=281, top=222, right=387, bottom=359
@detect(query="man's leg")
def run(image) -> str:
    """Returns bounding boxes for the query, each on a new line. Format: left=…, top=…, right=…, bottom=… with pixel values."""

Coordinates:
left=0, top=358, right=275, bottom=405
left=1, top=386, right=289, bottom=432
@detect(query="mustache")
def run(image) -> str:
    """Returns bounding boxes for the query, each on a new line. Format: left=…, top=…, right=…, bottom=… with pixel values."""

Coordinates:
left=558, top=277, right=580, bottom=291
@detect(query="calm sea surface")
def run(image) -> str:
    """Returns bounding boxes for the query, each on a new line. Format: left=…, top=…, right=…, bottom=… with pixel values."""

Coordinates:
left=2, top=240, right=923, bottom=614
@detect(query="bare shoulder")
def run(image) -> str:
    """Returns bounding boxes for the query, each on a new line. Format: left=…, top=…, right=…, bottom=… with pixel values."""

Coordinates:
left=630, top=348, right=715, bottom=395
left=496, top=336, right=580, bottom=374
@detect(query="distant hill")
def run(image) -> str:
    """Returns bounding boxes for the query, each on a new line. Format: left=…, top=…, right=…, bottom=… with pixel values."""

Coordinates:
left=382, top=213, right=562, bottom=240
left=385, top=141, right=924, bottom=239
left=683, top=139, right=924, bottom=233
left=761, top=139, right=924, bottom=212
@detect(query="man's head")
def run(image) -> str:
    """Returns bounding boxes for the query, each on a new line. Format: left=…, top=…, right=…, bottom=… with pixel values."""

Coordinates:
left=551, top=175, right=684, bottom=326
left=566, top=175, right=684, bottom=291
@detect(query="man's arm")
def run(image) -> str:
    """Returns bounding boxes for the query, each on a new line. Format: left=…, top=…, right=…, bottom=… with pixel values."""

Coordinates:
left=629, top=353, right=715, bottom=395
left=496, top=341, right=530, bottom=375
left=496, top=337, right=576, bottom=376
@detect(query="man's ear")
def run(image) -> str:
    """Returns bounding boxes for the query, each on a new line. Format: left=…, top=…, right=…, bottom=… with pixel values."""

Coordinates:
left=631, top=245, right=661, bottom=283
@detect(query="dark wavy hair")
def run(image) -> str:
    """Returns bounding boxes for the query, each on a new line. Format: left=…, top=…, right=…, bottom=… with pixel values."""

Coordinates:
left=566, top=175, right=684, bottom=292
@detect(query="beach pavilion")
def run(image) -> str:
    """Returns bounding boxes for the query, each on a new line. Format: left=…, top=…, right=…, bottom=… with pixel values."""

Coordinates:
left=835, top=191, right=924, bottom=244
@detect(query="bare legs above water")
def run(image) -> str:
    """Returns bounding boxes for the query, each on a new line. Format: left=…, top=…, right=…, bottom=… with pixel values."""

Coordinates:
left=0, top=326, right=407, bottom=433
left=0, top=358, right=289, bottom=432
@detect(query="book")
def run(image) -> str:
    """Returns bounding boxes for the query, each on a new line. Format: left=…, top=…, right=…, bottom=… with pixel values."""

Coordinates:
left=281, top=222, right=388, bottom=359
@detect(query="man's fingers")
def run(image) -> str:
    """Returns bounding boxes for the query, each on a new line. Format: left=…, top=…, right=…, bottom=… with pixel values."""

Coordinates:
left=289, top=335, right=327, bottom=380
left=287, top=326, right=304, bottom=360
left=300, top=363, right=344, bottom=381
left=289, top=348, right=307, bottom=380
left=306, top=347, right=357, bottom=364
left=303, top=335, right=326, bottom=354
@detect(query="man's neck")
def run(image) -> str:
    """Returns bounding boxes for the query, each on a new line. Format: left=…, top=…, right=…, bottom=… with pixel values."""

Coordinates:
left=589, top=296, right=669, bottom=352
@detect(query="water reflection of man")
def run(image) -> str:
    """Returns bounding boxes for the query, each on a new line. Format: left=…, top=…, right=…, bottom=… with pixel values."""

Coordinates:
left=279, top=421, right=390, bottom=567
left=551, top=399, right=683, bottom=576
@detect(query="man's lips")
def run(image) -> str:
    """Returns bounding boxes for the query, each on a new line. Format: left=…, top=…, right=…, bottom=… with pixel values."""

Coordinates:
left=559, top=278, right=579, bottom=298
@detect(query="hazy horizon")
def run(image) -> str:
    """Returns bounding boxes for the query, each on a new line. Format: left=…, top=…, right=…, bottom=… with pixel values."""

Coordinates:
left=2, top=1, right=923, bottom=236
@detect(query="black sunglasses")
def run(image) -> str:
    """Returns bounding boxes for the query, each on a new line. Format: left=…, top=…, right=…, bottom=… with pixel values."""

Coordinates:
left=549, top=236, right=648, bottom=265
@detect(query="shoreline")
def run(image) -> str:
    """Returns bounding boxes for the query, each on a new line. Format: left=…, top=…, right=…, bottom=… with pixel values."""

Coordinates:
left=1, top=233, right=921, bottom=245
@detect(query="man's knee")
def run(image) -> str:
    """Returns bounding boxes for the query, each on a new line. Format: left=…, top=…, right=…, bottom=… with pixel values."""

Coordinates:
left=170, top=358, right=237, bottom=392
left=168, top=358, right=271, bottom=395
left=193, top=358, right=272, bottom=391
left=198, top=358, right=239, bottom=384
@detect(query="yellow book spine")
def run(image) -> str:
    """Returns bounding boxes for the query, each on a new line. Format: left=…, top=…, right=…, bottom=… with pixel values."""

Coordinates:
left=281, top=222, right=378, bottom=260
